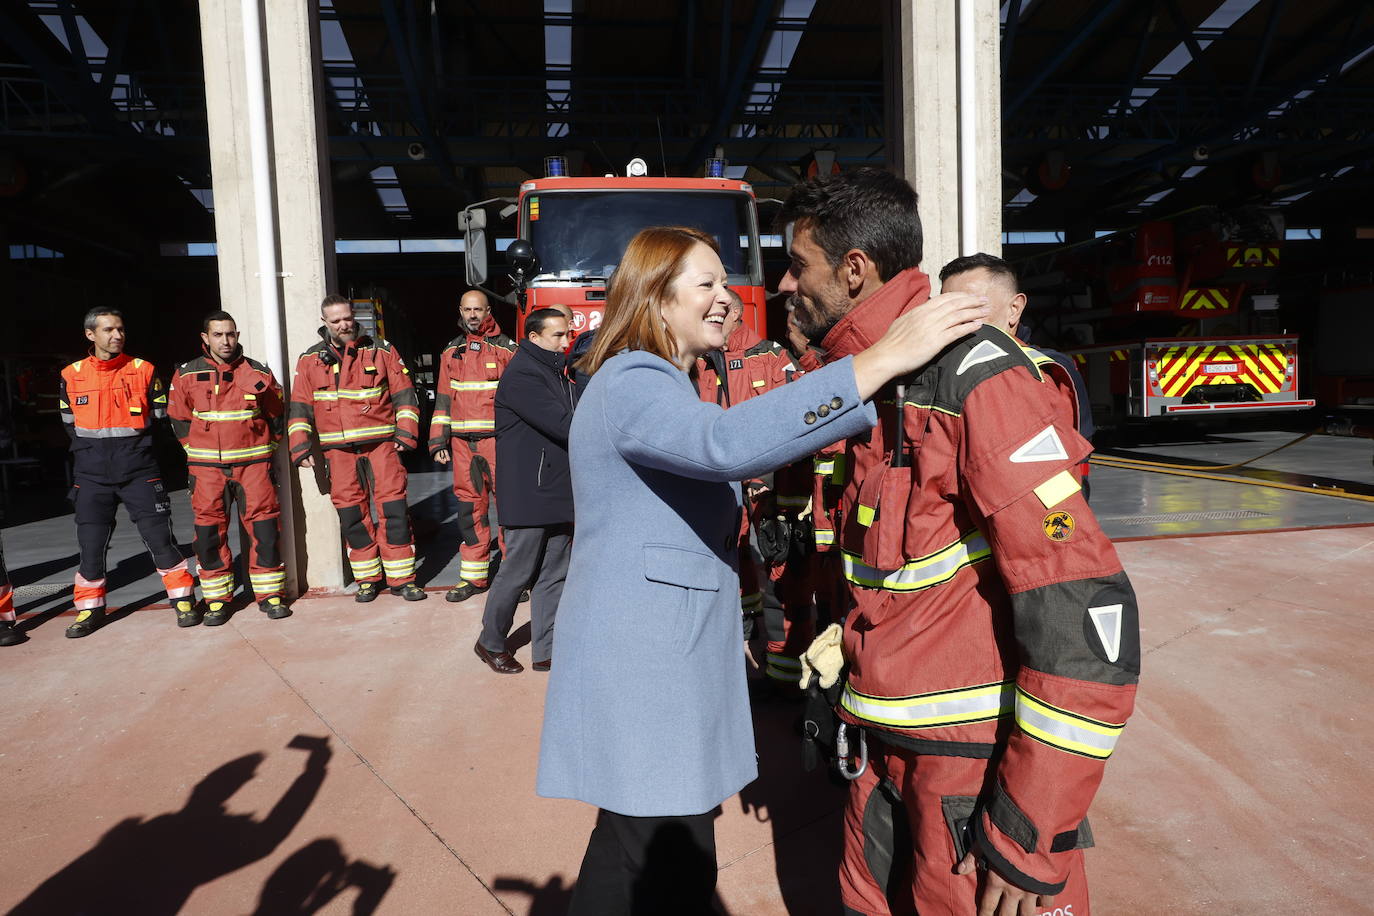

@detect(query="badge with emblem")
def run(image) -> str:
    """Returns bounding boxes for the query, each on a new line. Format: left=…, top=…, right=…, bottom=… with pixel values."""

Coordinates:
left=1043, top=510, right=1075, bottom=542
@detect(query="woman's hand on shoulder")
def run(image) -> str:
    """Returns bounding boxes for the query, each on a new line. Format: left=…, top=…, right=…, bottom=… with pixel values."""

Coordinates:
left=852, top=292, right=988, bottom=399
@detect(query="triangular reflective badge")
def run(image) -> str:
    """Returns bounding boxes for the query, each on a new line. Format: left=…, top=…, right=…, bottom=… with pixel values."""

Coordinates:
left=1009, top=426, right=1069, bottom=463
left=956, top=339, right=1008, bottom=376
left=1088, top=604, right=1122, bottom=663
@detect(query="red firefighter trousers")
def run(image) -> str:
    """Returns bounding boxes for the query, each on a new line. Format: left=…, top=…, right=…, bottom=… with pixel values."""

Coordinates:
left=325, top=441, right=415, bottom=587
left=188, top=462, right=284, bottom=601
left=450, top=436, right=503, bottom=587
left=840, top=745, right=1089, bottom=916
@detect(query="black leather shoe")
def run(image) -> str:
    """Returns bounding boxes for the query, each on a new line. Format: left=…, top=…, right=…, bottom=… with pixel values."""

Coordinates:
left=474, top=641, right=523, bottom=674
left=390, top=583, right=428, bottom=601
left=518, top=588, right=531, bottom=604
left=532, top=658, right=551, bottom=672
left=259, top=596, right=293, bottom=619
left=174, top=599, right=203, bottom=628
left=0, top=620, right=25, bottom=647
left=66, top=607, right=106, bottom=638
left=445, top=580, right=486, bottom=603
left=355, top=582, right=381, bottom=603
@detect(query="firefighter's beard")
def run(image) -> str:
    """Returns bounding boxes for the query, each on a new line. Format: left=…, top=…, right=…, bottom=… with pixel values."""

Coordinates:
left=329, top=326, right=358, bottom=346
left=788, top=293, right=847, bottom=344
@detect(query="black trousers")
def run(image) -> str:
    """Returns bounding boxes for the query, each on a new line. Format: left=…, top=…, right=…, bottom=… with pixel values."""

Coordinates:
left=72, top=474, right=182, bottom=580
left=478, top=523, right=571, bottom=662
left=569, top=809, right=717, bottom=916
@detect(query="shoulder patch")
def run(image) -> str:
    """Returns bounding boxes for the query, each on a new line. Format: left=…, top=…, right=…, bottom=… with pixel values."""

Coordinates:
left=956, top=339, right=1008, bottom=376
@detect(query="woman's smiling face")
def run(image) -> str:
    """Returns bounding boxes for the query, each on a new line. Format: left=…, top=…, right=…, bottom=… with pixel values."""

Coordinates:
left=661, top=241, right=732, bottom=368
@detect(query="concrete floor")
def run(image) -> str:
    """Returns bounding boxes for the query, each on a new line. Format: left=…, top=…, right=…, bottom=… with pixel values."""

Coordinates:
left=2, top=434, right=1373, bottom=913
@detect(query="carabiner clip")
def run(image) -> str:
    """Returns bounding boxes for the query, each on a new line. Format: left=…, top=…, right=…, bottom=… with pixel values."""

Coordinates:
left=835, top=723, right=868, bottom=781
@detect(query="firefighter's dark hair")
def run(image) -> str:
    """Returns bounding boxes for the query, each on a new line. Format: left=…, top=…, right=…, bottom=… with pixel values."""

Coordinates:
left=579, top=226, right=719, bottom=377
left=320, top=294, right=351, bottom=314
left=202, top=310, right=237, bottom=333
left=939, top=252, right=1019, bottom=291
left=83, top=307, right=123, bottom=331
left=775, top=167, right=922, bottom=282
left=524, top=308, right=566, bottom=338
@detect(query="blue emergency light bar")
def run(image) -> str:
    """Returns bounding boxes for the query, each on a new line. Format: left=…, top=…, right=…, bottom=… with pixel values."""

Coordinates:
left=705, top=157, right=727, bottom=178
left=545, top=156, right=569, bottom=177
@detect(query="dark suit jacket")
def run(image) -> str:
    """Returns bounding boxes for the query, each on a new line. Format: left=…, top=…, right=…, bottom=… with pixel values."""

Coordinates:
left=494, top=340, right=576, bottom=526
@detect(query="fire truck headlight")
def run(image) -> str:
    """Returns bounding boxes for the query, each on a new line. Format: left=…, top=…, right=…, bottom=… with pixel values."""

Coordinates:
left=627, top=157, right=649, bottom=177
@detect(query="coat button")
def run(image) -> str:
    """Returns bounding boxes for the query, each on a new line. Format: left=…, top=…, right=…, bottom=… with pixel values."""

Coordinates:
left=830, top=396, right=843, bottom=409
left=817, top=404, right=831, bottom=417
left=804, top=411, right=817, bottom=424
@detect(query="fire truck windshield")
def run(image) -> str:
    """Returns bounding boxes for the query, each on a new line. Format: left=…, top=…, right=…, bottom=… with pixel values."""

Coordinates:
left=526, top=190, right=758, bottom=283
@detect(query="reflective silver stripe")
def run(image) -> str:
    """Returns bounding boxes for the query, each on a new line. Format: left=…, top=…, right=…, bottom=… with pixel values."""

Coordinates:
left=72, top=426, right=144, bottom=438
left=1015, top=688, right=1124, bottom=759
left=451, top=380, right=499, bottom=391
left=842, top=530, right=991, bottom=592
left=192, top=409, right=257, bottom=421
left=841, top=681, right=1015, bottom=729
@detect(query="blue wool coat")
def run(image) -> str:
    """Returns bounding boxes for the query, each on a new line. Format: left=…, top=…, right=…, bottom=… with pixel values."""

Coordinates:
left=536, top=350, right=877, bottom=816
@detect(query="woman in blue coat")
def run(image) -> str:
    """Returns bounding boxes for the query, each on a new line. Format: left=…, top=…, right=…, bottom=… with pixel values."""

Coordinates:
left=537, top=226, right=988, bottom=913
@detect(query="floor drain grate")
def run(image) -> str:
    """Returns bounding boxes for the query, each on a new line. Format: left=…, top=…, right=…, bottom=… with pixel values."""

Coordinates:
left=1107, top=509, right=1270, bottom=525
left=13, top=583, right=71, bottom=599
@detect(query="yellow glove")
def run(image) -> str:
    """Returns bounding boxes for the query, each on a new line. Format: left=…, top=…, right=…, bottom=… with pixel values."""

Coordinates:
left=799, top=622, right=845, bottom=690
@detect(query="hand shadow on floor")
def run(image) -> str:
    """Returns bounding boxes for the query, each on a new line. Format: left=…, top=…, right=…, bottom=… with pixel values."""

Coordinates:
left=252, top=837, right=396, bottom=915
left=7, top=735, right=336, bottom=916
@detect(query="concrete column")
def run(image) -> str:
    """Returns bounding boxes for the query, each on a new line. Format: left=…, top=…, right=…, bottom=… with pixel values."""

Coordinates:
left=885, top=0, right=1002, bottom=275
left=199, top=0, right=344, bottom=593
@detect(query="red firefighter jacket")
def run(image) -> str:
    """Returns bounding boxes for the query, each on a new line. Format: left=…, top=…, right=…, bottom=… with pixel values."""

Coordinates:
left=428, top=313, right=516, bottom=452
left=168, top=349, right=283, bottom=466
left=287, top=332, right=419, bottom=464
left=59, top=352, right=166, bottom=482
left=823, top=268, right=1140, bottom=896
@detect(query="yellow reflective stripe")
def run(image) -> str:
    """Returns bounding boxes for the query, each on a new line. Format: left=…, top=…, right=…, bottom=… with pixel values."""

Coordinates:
left=350, top=558, right=382, bottom=577
left=841, top=680, right=1015, bottom=729
left=451, top=380, right=500, bottom=391
left=813, top=457, right=836, bottom=476
left=813, top=528, right=836, bottom=546
left=1015, top=688, right=1124, bottom=759
left=842, top=530, right=991, bottom=593
left=856, top=504, right=876, bottom=527
left=313, top=384, right=387, bottom=401
left=192, top=409, right=257, bottom=421
left=452, top=419, right=495, bottom=431
left=396, top=407, right=420, bottom=422
left=1033, top=470, right=1081, bottom=509
left=287, top=420, right=313, bottom=434
left=318, top=424, right=396, bottom=443
left=430, top=413, right=451, bottom=424
left=751, top=379, right=766, bottom=388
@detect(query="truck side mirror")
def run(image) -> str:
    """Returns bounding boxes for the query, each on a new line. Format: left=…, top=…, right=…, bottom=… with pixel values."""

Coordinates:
left=460, top=207, right=488, bottom=286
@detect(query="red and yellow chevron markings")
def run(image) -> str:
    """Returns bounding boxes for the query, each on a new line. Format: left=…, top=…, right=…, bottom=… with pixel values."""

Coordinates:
left=1153, top=343, right=1289, bottom=397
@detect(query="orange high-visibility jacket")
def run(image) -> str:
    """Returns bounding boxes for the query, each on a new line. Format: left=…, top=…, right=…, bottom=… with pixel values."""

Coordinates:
left=168, top=350, right=283, bottom=467
left=822, top=268, right=1139, bottom=897
left=696, top=324, right=799, bottom=408
left=287, top=333, right=419, bottom=464
left=59, top=353, right=166, bottom=481
left=428, top=314, right=516, bottom=452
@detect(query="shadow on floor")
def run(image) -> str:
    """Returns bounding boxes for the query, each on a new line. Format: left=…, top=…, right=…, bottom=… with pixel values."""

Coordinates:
left=5, top=735, right=390, bottom=916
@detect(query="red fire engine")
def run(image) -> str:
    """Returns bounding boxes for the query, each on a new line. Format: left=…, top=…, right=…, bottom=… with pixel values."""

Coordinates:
left=1027, top=210, right=1314, bottom=427
left=459, top=156, right=769, bottom=340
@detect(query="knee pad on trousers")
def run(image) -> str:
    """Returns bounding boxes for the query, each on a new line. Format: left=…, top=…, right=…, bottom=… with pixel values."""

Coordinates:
left=194, top=524, right=225, bottom=569
left=381, top=499, right=411, bottom=547
left=252, top=519, right=281, bottom=567
left=454, top=500, right=480, bottom=547
left=469, top=455, right=492, bottom=497
left=76, top=523, right=113, bottom=580
left=863, top=778, right=912, bottom=905
left=337, top=505, right=373, bottom=550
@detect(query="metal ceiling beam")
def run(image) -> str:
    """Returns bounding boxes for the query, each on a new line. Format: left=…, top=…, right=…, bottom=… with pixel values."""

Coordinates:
left=1004, top=0, right=1129, bottom=117
left=1245, top=0, right=1288, bottom=105
left=1161, top=0, right=1224, bottom=101
left=680, top=0, right=773, bottom=175
left=379, top=0, right=460, bottom=192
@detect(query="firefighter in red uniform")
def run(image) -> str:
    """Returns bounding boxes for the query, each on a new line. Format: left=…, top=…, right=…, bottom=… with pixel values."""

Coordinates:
left=168, top=311, right=292, bottom=624
left=288, top=295, right=426, bottom=603
left=779, top=169, right=1139, bottom=916
left=1, top=530, right=20, bottom=646
left=59, top=308, right=196, bottom=636
left=696, top=290, right=806, bottom=666
left=430, top=290, right=516, bottom=603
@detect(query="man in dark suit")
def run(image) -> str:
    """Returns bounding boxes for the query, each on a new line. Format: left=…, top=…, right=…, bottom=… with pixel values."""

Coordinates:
left=473, top=308, right=575, bottom=674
